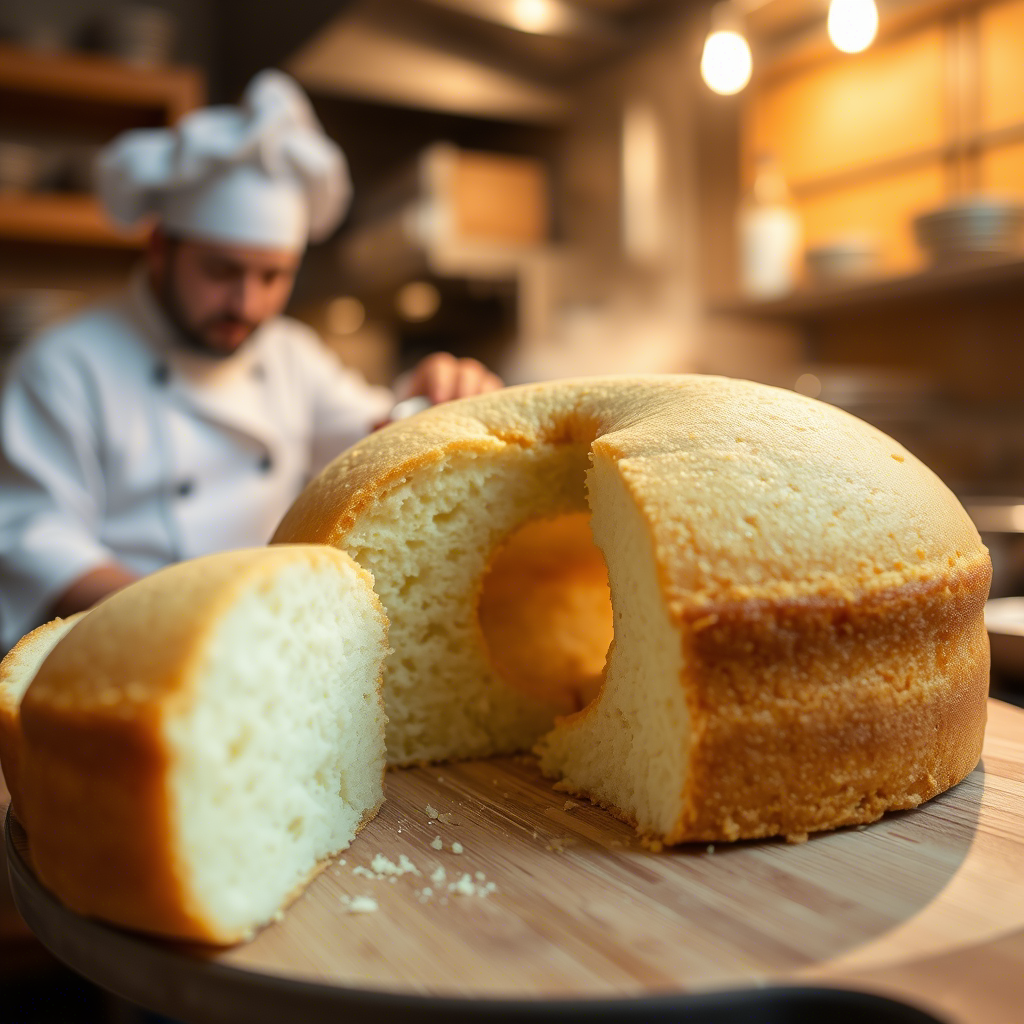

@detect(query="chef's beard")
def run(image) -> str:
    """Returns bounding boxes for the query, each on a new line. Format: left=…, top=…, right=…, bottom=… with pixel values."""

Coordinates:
left=158, top=268, right=259, bottom=360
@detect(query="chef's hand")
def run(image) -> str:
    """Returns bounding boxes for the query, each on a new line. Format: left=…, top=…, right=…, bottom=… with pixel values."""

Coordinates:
left=399, top=352, right=503, bottom=405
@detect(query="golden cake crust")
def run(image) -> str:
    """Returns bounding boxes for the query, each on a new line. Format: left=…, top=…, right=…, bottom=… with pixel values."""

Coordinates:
left=19, top=545, right=388, bottom=942
left=0, top=613, right=86, bottom=818
left=274, top=375, right=991, bottom=842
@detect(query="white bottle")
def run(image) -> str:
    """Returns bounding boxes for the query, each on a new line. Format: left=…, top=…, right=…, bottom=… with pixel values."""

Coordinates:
left=738, top=154, right=802, bottom=298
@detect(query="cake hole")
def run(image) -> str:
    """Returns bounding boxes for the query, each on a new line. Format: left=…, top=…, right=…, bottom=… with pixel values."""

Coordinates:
left=477, top=512, right=614, bottom=715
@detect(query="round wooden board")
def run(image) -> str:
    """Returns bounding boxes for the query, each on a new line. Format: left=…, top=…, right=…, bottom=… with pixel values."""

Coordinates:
left=8, top=699, right=1024, bottom=1024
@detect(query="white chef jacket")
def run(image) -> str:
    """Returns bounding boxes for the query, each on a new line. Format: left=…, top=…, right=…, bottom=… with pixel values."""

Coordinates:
left=0, top=272, right=394, bottom=650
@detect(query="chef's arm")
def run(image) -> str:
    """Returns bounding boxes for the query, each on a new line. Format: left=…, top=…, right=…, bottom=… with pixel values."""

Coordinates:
left=49, top=564, right=140, bottom=620
left=0, top=352, right=124, bottom=649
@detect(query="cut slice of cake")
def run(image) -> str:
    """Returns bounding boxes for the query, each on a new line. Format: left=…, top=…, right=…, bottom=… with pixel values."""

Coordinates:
left=19, top=545, right=388, bottom=944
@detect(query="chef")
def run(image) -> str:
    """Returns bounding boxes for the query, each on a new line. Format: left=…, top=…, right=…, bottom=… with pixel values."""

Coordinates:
left=0, top=71, right=500, bottom=652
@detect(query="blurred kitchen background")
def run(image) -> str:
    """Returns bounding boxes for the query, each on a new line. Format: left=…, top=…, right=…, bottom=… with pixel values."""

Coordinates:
left=0, top=0, right=1023, bottom=1016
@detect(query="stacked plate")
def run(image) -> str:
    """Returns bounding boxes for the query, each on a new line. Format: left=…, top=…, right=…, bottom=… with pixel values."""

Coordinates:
left=805, top=237, right=880, bottom=283
left=913, top=197, right=1024, bottom=263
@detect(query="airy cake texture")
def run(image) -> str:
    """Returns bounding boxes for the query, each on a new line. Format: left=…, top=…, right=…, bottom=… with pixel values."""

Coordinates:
left=0, top=612, right=86, bottom=817
left=17, top=545, right=388, bottom=943
left=273, top=375, right=991, bottom=843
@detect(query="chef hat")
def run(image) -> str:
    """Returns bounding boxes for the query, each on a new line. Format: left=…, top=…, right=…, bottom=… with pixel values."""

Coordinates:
left=96, top=70, right=350, bottom=249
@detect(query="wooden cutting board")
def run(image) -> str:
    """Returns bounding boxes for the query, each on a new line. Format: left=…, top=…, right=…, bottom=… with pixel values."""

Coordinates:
left=8, top=699, right=1024, bottom=1024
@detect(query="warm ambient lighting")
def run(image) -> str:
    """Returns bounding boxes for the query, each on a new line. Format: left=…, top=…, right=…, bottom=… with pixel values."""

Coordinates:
left=396, top=281, right=441, bottom=322
left=794, top=373, right=822, bottom=398
left=828, top=0, right=879, bottom=53
left=701, top=30, right=753, bottom=95
left=326, top=296, right=366, bottom=335
left=701, top=4, right=752, bottom=96
left=511, top=0, right=559, bottom=35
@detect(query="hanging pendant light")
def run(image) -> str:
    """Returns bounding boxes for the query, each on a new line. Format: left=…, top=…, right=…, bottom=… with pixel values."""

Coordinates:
left=700, top=2, right=753, bottom=96
left=827, top=0, right=879, bottom=53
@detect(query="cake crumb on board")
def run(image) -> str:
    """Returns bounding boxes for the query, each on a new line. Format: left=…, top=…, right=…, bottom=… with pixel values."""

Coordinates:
left=370, top=853, right=421, bottom=877
left=340, top=895, right=378, bottom=914
left=447, top=872, right=497, bottom=898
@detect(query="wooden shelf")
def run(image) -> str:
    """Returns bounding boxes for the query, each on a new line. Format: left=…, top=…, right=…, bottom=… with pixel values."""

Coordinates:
left=0, top=44, right=202, bottom=122
left=0, top=193, right=146, bottom=248
left=712, top=254, right=1024, bottom=320
left=0, top=46, right=202, bottom=255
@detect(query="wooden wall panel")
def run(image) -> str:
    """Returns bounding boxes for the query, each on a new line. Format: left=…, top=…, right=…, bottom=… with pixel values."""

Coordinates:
left=797, top=163, right=946, bottom=271
left=978, top=0, right=1024, bottom=131
left=980, top=139, right=1024, bottom=196
left=750, top=26, right=946, bottom=186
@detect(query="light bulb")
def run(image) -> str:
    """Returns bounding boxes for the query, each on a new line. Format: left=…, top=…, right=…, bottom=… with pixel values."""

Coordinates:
left=828, top=0, right=878, bottom=53
left=701, top=29, right=753, bottom=96
left=512, top=0, right=558, bottom=34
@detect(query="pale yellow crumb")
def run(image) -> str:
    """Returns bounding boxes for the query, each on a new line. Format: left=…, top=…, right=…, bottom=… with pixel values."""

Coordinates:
left=451, top=841, right=464, bottom=854
left=430, top=836, right=443, bottom=850
left=450, top=873, right=476, bottom=896
left=706, top=844, right=715, bottom=854
left=447, top=873, right=495, bottom=898
left=367, top=853, right=420, bottom=878
left=345, top=896, right=378, bottom=914
left=425, top=804, right=439, bottom=819
left=562, top=800, right=579, bottom=811
left=785, top=832, right=809, bottom=845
